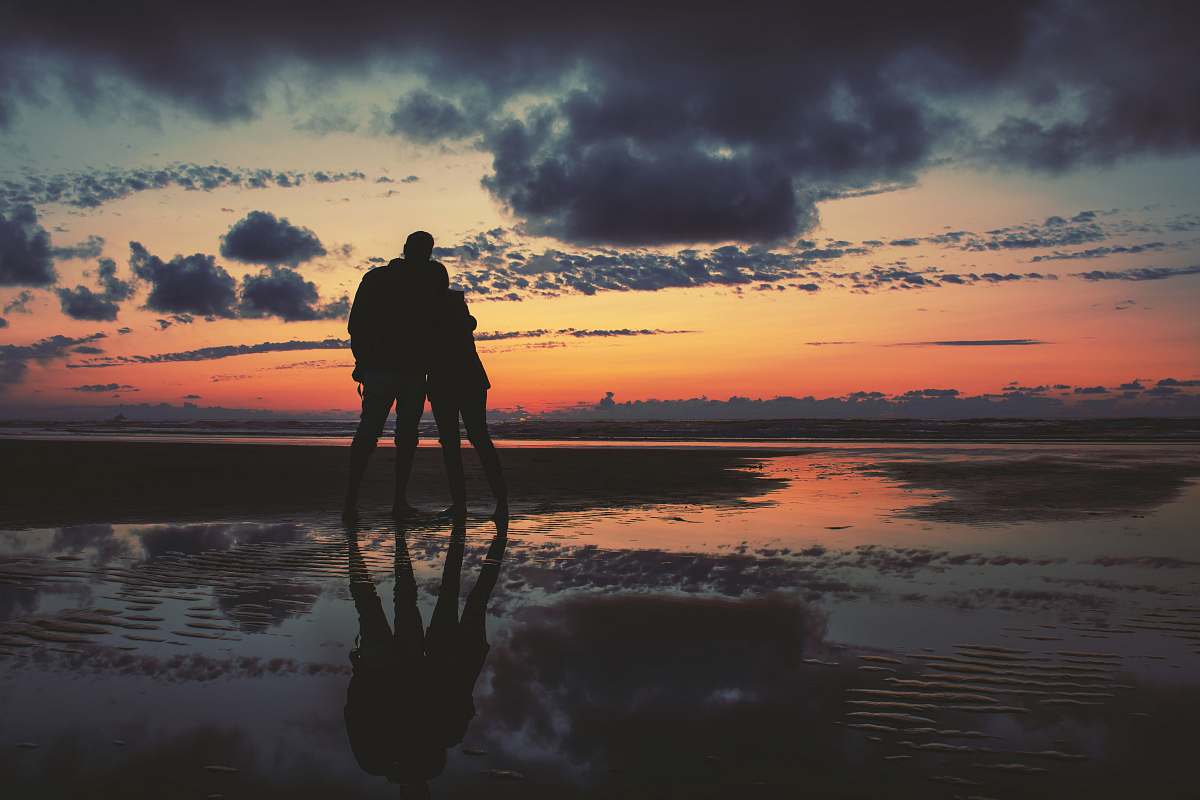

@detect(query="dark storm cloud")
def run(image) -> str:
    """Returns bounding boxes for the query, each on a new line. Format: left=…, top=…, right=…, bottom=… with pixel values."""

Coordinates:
left=0, top=204, right=55, bottom=286
left=55, top=256, right=135, bottom=321
left=1072, top=265, right=1200, bottom=281
left=0, top=163, right=367, bottom=211
left=0, top=331, right=105, bottom=390
left=1030, top=242, right=1168, bottom=262
left=238, top=265, right=349, bottom=321
left=129, top=241, right=238, bottom=317
left=219, top=211, right=327, bottom=266
left=2, top=3, right=1197, bottom=245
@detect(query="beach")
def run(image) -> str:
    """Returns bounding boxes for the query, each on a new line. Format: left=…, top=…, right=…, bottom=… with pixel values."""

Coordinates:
left=3, top=437, right=1200, bottom=798
left=2, top=439, right=787, bottom=528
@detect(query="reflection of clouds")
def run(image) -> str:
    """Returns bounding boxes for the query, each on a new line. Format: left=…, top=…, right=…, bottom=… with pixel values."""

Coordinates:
left=503, top=543, right=868, bottom=598
left=51, top=524, right=129, bottom=564
left=869, top=452, right=1200, bottom=523
left=476, top=593, right=832, bottom=777
left=136, top=522, right=308, bottom=557
left=0, top=582, right=40, bottom=621
left=17, top=644, right=348, bottom=681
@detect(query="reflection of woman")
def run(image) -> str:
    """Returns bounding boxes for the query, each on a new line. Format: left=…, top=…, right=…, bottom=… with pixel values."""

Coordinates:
left=344, top=519, right=508, bottom=793
left=428, top=290, right=508, bottom=519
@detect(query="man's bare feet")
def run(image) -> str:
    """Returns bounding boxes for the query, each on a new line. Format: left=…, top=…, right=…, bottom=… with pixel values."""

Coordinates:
left=391, top=503, right=421, bottom=520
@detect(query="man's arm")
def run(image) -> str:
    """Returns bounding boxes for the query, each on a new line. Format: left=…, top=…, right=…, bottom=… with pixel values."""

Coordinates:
left=347, top=275, right=371, bottom=363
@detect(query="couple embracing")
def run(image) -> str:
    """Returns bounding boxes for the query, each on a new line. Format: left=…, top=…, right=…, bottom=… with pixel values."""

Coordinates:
left=342, top=231, right=507, bottom=523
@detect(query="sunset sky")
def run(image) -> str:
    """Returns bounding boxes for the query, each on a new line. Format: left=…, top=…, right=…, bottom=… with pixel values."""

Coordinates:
left=2, top=2, right=1198, bottom=418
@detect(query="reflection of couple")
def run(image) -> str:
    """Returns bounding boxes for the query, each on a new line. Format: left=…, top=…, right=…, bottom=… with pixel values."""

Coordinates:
left=344, top=520, right=507, bottom=794
left=343, top=231, right=507, bottom=523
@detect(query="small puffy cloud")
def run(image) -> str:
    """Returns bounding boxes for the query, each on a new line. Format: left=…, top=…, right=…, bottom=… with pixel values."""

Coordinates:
left=238, top=265, right=349, bottom=321
left=50, top=234, right=106, bottom=261
left=379, top=89, right=483, bottom=143
left=220, top=211, right=326, bottom=266
left=0, top=317, right=7, bottom=328
left=56, top=285, right=121, bottom=321
left=3, top=289, right=35, bottom=314
left=0, top=204, right=56, bottom=286
left=129, top=242, right=238, bottom=317
left=71, top=383, right=137, bottom=392
left=56, top=257, right=136, bottom=321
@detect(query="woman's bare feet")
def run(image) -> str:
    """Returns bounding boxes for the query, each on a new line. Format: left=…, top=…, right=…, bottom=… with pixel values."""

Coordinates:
left=437, top=504, right=468, bottom=520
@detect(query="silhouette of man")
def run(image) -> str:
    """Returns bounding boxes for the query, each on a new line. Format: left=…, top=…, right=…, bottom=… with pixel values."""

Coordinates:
left=344, top=519, right=508, bottom=793
left=343, top=231, right=449, bottom=522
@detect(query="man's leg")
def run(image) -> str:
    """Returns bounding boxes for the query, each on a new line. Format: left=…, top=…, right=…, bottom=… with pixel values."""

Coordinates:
left=392, top=525, right=424, bottom=661
left=461, top=389, right=508, bottom=518
left=430, top=390, right=467, bottom=516
left=343, top=380, right=395, bottom=521
left=347, top=531, right=393, bottom=656
left=391, top=378, right=427, bottom=517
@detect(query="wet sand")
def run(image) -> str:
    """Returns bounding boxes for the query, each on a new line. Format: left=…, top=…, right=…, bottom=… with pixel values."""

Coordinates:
left=0, top=439, right=788, bottom=528
left=3, top=441, right=1199, bottom=798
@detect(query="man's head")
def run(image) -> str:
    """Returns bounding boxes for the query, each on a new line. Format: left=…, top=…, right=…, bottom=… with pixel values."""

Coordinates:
left=403, top=231, right=435, bottom=262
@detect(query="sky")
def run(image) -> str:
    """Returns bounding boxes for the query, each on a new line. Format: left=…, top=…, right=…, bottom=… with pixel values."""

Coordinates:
left=1, top=1, right=1198, bottom=419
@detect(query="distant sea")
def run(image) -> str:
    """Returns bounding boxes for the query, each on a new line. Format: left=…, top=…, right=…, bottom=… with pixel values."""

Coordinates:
left=2, top=416, right=1198, bottom=445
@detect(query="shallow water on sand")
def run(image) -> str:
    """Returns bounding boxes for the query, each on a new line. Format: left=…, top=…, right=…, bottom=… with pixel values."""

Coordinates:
left=2, top=445, right=1199, bottom=798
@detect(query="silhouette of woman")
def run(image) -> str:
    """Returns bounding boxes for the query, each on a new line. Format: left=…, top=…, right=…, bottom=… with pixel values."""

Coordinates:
left=344, top=519, right=508, bottom=793
left=427, top=289, right=508, bottom=519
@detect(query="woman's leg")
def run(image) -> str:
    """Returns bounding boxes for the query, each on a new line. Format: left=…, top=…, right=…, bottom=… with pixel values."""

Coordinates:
left=343, top=379, right=396, bottom=521
left=430, top=389, right=467, bottom=515
left=461, top=389, right=508, bottom=517
left=425, top=520, right=466, bottom=656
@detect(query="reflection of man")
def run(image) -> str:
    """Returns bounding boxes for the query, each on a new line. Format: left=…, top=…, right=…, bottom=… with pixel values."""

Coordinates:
left=344, top=518, right=507, bottom=793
